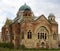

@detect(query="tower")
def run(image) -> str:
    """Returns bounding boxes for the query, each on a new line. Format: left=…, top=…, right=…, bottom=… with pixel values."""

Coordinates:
left=48, top=13, right=56, bottom=23
left=48, top=13, right=58, bottom=48
left=17, top=3, right=34, bottom=23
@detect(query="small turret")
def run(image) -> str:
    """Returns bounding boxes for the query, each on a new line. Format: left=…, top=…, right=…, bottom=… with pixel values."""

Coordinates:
left=48, top=13, right=56, bottom=23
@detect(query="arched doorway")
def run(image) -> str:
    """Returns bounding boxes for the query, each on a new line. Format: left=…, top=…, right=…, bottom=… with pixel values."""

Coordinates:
left=41, top=42, right=45, bottom=48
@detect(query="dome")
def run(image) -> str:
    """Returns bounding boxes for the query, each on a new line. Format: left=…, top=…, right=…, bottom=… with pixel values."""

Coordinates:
left=19, top=3, right=31, bottom=11
left=48, top=13, right=55, bottom=17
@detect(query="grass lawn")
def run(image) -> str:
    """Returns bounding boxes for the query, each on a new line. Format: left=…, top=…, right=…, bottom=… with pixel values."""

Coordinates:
left=0, top=48, right=60, bottom=51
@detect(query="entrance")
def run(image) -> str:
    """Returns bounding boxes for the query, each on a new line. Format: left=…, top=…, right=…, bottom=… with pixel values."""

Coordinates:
left=41, top=42, right=45, bottom=48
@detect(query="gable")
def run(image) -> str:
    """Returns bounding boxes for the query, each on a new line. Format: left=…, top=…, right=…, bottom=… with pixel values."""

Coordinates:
left=35, top=15, right=51, bottom=24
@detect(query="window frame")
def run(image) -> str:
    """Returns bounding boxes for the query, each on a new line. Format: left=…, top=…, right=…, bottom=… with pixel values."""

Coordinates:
left=27, top=30, right=32, bottom=39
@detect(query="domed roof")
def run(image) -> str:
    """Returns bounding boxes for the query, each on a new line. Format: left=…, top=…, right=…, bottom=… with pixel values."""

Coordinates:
left=48, top=13, right=55, bottom=17
left=19, top=3, right=31, bottom=11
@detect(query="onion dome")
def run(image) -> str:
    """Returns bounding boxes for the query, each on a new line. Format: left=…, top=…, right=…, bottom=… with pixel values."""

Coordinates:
left=19, top=3, right=31, bottom=11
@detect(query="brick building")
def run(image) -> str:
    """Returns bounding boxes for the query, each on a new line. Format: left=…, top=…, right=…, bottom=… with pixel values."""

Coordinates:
left=1, top=4, right=58, bottom=48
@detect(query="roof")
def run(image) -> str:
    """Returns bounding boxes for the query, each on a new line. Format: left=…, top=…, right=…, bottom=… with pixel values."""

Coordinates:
left=35, top=15, right=51, bottom=24
left=48, top=13, right=55, bottom=17
left=19, top=3, right=31, bottom=11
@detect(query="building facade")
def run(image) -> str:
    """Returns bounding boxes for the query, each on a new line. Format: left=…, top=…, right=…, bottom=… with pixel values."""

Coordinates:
left=1, top=4, right=58, bottom=48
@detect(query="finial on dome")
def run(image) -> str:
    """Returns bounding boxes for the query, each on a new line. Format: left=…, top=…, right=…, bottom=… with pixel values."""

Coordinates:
left=24, top=3, right=26, bottom=5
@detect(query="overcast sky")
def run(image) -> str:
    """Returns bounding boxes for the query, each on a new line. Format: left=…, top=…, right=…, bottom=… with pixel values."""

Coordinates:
left=0, top=0, right=60, bottom=33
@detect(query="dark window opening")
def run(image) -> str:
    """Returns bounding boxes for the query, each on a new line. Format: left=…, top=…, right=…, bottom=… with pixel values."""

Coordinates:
left=40, top=33, right=44, bottom=39
left=40, top=33, right=42, bottom=39
left=28, top=32, right=29, bottom=39
left=59, top=44, right=60, bottom=47
left=42, top=33, right=44, bottom=39
left=38, top=33, right=46, bottom=39
left=51, top=18, right=52, bottom=20
left=27, top=30, right=32, bottom=39
left=45, top=33, right=46, bottom=39
left=38, top=33, right=39, bottom=39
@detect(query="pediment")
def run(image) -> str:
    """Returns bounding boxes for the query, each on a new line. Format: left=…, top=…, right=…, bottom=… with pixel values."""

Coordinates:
left=35, top=15, right=50, bottom=24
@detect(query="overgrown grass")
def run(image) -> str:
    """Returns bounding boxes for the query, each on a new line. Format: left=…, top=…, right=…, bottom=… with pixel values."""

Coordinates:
left=0, top=43, right=60, bottom=51
left=0, top=47, right=60, bottom=51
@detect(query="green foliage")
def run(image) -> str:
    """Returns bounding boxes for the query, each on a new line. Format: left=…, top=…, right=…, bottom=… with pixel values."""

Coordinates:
left=5, top=18, right=12, bottom=26
left=0, top=42, right=14, bottom=49
left=0, top=48, right=60, bottom=51
left=0, top=43, right=60, bottom=51
left=19, top=45, right=26, bottom=49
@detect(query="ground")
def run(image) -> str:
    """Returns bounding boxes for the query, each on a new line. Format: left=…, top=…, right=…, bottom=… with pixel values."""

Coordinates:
left=0, top=48, right=60, bottom=51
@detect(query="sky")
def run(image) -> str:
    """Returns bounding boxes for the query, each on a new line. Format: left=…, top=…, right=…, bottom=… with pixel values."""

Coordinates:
left=0, top=0, right=60, bottom=33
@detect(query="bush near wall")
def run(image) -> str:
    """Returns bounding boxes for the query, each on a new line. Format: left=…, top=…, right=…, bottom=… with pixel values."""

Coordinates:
left=0, top=42, right=14, bottom=49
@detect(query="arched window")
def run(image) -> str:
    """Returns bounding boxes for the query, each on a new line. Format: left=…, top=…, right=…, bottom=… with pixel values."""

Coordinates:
left=27, top=30, right=32, bottom=39
left=40, top=33, right=44, bottom=39
left=38, top=33, right=45, bottom=39
left=37, top=26, right=48, bottom=39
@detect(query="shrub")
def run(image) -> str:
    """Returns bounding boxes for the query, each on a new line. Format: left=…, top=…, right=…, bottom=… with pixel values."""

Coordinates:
left=0, top=42, right=14, bottom=49
left=19, top=45, right=25, bottom=49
